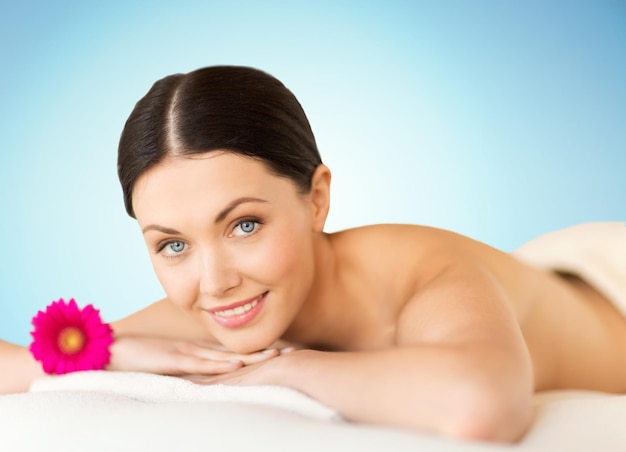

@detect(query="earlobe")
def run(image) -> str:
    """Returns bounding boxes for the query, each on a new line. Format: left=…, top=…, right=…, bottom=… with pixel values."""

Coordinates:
left=309, top=164, right=331, bottom=232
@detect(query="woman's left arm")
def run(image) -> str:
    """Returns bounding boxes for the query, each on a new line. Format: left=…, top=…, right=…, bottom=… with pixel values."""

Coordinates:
left=203, top=259, right=534, bottom=443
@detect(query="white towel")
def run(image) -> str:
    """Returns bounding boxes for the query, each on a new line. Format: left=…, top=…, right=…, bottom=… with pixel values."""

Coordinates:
left=513, top=222, right=626, bottom=316
left=29, top=370, right=340, bottom=421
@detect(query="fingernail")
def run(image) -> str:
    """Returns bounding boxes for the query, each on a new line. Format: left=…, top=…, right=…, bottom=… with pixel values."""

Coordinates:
left=280, top=347, right=296, bottom=354
left=262, top=348, right=278, bottom=355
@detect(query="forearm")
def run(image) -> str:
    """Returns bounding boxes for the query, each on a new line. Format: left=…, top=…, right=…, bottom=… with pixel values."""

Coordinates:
left=272, top=346, right=532, bottom=442
left=0, top=340, right=44, bottom=394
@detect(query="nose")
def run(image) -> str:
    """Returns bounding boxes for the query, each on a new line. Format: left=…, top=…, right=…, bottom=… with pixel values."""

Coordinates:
left=198, top=246, right=242, bottom=297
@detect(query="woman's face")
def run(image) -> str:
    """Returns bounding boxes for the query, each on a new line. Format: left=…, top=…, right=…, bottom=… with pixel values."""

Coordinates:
left=132, top=152, right=327, bottom=353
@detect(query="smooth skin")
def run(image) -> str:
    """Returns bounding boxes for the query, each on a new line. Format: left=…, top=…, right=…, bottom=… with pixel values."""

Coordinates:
left=4, top=152, right=626, bottom=443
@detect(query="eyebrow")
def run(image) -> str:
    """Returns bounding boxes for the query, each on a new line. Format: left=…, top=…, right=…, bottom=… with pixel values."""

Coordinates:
left=142, top=225, right=182, bottom=235
left=214, top=197, right=268, bottom=223
left=141, top=197, right=268, bottom=235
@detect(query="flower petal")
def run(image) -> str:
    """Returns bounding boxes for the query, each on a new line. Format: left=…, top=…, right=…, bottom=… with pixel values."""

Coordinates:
left=29, top=298, right=114, bottom=375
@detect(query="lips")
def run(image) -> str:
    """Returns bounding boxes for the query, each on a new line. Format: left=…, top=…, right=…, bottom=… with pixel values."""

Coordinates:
left=206, top=292, right=267, bottom=328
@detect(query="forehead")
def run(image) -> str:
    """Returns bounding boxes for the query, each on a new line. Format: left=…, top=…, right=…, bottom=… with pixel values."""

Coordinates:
left=132, top=152, right=295, bottom=221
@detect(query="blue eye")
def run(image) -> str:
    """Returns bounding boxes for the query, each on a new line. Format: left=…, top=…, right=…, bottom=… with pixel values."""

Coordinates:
left=233, top=219, right=260, bottom=237
left=169, top=241, right=185, bottom=253
left=241, top=221, right=255, bottom=233
left=159, top=240, right=186, bottom=257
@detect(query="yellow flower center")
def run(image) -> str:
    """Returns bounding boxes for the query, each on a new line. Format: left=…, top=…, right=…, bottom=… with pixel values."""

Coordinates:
left=57, top=327, right=85, bottom=354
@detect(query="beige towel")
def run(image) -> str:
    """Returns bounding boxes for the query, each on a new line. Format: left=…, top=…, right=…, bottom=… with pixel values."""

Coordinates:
left=513, top=222, right=626, bottom=316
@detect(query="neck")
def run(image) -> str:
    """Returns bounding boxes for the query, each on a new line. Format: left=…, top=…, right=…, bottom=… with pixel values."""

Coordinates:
left=282, top=232, right=344, bottom=349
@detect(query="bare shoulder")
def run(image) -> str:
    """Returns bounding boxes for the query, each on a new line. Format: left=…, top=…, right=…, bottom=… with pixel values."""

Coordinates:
left=326, top=224, right=530, bottom=322
left=327, top=224, right=456, bottom=294
left=328, top=224, right=534, bottom=384
left=328, top=224, right=540, bottom=336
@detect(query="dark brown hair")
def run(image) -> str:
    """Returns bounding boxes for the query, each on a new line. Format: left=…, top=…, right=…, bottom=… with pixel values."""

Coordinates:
left=117, top=65, right=322, bottom=217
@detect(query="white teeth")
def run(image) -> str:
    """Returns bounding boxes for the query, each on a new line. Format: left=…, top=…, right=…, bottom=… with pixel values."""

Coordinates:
left=214, top=296, right=261, bottom=318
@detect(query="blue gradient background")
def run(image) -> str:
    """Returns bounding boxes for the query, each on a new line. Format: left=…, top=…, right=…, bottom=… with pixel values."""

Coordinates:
left=1, top=1, right=624, bottom=345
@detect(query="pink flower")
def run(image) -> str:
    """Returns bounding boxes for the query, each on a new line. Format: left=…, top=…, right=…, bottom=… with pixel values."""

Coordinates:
left=29, top=298, right=114, bottom=375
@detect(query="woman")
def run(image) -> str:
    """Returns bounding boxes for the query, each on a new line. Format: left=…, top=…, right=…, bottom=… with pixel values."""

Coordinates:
left=3, top=65, right=625, bottom=443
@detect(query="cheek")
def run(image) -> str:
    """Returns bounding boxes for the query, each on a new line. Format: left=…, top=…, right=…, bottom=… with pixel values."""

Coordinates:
left=151, top=259, right=198, bottom=310
left=243, top=222, right=313, bottom=286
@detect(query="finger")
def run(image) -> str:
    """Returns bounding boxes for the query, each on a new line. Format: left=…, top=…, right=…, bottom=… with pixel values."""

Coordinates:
left=164, top=355, right=243, bottom=376
left=238, top=348, right=280, bottom=364
left=207, top=348, right=278, bottom=365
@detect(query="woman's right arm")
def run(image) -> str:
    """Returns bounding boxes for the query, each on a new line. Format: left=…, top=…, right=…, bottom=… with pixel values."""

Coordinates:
left=0, top=340, right=44, bottom=394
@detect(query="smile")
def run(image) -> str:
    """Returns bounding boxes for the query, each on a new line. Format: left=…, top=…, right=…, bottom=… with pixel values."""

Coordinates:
left=207, top=292, right=268, bottom=328
left=214, top=297, right=260, bottom=317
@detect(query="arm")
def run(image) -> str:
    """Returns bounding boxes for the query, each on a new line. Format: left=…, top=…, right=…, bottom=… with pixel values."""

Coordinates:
left=276, top=344, right=531, bottom=441
left=0, top=340, right=44, bottom=394
left=311, top=260, right=531, bottom=441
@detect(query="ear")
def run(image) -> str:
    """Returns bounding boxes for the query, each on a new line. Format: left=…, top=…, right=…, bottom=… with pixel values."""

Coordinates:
left=309, top=164, right=331, bottom=232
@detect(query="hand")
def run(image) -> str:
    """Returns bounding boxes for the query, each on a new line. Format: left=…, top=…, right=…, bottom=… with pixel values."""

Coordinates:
left=184, top=348, right=301, bottom=387
left=107, top=335, right=284, bottom=376
left=184, top=354, right=284, bottom=387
